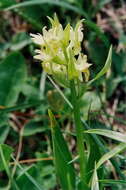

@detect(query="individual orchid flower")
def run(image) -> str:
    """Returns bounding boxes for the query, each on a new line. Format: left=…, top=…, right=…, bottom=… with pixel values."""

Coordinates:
left=75, top=54, right=92, bottom=82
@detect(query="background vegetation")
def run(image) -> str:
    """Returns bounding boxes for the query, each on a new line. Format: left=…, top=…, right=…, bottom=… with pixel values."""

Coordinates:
left=0, top=0, right=126, bottom=189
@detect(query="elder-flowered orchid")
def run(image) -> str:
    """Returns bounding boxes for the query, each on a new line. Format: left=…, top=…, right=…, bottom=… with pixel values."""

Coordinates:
left=30, top=14, right=91, bottom=86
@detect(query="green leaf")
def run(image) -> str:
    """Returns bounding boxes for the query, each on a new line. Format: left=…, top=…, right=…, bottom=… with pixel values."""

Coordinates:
left=91, top=164, right=99, bottom=190
left=85, top=129, right=126, bottom=143
left=48, top=110, right=75, bottom=190
left=88, top=45, right=112, bottom=85
left=0, top=144, right=13, bottom=172
left=0, top=52, right=27, bottom=106
left=23, top=121, right=47, bottom=136
left=96, top=143, right=126, bottom=169
left=99, top=179, right=126, bottom=185
left=0, top=126, right=10, bottom=143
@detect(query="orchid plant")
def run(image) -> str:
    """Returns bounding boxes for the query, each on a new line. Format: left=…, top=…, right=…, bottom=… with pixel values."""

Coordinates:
left=31, top=14, right=113, bottom=190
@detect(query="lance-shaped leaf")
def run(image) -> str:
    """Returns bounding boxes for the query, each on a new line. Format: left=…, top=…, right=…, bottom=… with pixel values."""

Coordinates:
left=48, top=110, right=75, bottom=190
left=88, top=45, right=112, bottom=85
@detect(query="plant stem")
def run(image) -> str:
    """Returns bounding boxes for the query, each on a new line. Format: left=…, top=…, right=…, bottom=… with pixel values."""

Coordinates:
left=70, top=80, right=87, bottom=189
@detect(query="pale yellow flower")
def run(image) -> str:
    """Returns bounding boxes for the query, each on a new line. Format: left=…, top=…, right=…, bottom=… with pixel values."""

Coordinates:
left=30, top=14, right=91, bottom=84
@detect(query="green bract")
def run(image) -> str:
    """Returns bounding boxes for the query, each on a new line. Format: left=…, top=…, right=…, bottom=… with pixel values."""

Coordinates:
left=30, top=14, right=91, bottom=86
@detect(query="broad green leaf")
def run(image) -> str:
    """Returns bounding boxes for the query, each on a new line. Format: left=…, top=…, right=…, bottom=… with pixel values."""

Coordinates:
left=91, top=164, right=99, bottom=190
left=0, top=52, right=27, bottom=106
left=0, top=144, right=13, bottom=172
left=48, top=110, right=75, bottom=190
left=85, top=129, right=126, bottom=143
left=88, top=45, right=112, bottom=85
left=96, top=143, right=126, bottom=169
left=23, top=121, right=47, bottom=136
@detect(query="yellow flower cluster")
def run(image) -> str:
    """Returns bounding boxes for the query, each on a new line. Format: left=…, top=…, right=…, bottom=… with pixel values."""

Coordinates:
left=30, top=14, right=91, bottom=86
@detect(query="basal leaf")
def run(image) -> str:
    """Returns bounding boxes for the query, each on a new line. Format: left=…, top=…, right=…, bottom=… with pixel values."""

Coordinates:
left=48, top=110, right=75, bottom=190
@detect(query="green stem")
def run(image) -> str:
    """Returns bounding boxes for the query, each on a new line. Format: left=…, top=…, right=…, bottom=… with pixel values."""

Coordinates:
left=70, top=80, right=87, bottom=189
